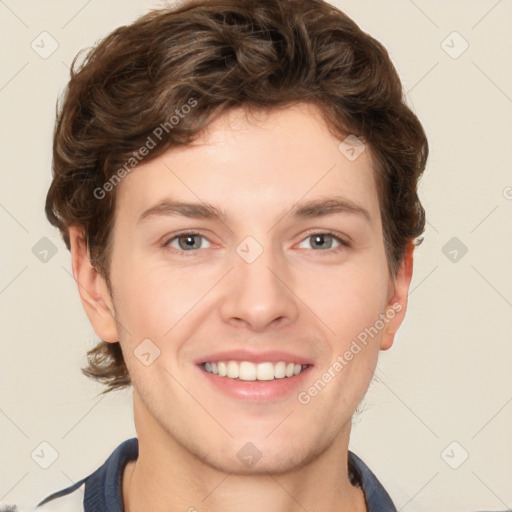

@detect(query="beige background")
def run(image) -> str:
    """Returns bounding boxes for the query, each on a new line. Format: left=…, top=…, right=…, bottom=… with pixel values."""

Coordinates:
left=1, top=0, right=511, bottom=510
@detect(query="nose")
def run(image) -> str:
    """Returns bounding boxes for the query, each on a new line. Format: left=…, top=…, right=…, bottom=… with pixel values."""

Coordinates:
left=219, top=246, right=299, bottom=332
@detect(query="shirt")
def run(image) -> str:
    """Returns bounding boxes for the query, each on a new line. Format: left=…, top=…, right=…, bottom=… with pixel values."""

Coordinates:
left=33, top=438, right=396, bottom=511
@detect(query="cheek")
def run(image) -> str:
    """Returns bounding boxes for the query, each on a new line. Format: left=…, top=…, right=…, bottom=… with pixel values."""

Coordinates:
left=300, top=258, right=390, bottom=343
left=111, top=259, right=224, bottom=350
left=299, top=266, right=387, bottom=415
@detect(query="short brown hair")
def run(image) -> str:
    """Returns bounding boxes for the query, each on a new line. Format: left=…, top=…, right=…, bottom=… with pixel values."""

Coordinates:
left=46, top=0, right=428, bottom=393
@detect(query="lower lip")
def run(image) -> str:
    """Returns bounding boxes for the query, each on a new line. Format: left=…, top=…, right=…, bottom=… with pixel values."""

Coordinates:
left=198, top=365, right=313, bottom=402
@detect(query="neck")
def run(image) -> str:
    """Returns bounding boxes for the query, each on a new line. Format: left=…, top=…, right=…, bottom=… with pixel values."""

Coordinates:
left=122, top=397, right=366, bottom=512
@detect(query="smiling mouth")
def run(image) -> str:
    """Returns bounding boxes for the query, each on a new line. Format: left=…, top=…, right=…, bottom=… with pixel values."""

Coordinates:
left=201, top=361, right=309, bottom=381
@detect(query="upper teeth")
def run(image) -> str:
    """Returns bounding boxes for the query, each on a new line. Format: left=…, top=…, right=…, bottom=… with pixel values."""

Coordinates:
left=203, top=361, right=307, bottom=381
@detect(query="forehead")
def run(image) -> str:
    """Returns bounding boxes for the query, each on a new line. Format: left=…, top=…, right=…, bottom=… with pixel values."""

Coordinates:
left=114, top=102, right=380, bottom=225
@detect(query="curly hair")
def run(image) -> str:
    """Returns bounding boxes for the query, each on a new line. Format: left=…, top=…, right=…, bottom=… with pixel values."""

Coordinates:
left=45, top=0, right=428, bottom=393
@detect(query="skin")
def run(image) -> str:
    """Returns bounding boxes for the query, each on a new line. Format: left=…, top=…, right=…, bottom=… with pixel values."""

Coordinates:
left=69, top=102, right=413, bottom=512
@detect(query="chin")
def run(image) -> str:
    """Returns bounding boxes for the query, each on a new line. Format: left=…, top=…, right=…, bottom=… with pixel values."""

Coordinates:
left=205, top=443, right=319, bottom=476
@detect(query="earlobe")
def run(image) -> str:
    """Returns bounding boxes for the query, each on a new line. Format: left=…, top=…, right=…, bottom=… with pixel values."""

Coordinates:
left=68, top=226, right=119, bottom=343
left=380, top=241, right=414, bottom=351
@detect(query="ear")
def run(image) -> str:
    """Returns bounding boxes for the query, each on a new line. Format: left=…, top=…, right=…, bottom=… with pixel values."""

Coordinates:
left=380, top=241, right=414, bottom=351
left=68, top=226, right=119, bottom=343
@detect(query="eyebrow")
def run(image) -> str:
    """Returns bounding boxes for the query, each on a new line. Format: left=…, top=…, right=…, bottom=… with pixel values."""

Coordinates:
left=137, top=195, right=372, bottom=225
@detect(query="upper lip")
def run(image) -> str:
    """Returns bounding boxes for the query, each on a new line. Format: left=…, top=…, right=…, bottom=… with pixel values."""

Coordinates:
left=195, top=349, right=314, bottom=366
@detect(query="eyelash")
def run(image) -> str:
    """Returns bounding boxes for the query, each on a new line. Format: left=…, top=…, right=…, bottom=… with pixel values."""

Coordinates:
left=163, top=230, right=350, bottom=257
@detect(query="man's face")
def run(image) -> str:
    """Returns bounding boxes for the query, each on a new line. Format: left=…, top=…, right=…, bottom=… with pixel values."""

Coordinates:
left=94, top=103, right=409, bottom=473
